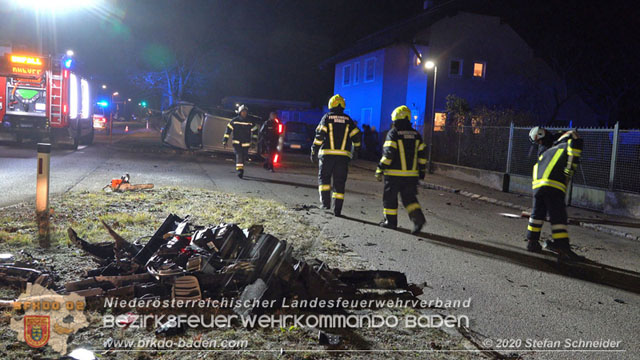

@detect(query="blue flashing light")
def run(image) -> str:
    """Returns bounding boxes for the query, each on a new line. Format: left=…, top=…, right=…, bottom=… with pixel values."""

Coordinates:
left=64, top=58, right=73, bottom=69
left=97, top=101, right=109, bottom=107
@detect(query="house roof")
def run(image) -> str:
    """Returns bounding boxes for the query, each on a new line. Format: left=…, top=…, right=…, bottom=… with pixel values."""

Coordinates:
left=320, top=0, right=493, bottom=68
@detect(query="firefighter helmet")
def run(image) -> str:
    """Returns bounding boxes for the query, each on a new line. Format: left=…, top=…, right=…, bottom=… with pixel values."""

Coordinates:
left=328, top=94, right=345, bottom=110
left=237, top=104, right=249, bottom=114
left=391, top=105, right=411, bottom=121
left=529, top=126, right=546, bottom=143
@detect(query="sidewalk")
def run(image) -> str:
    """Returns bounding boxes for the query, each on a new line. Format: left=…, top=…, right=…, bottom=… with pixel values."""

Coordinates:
left=352, top=159, right=640, bottom=242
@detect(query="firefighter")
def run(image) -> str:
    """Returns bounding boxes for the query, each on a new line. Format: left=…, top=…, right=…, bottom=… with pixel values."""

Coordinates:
left=311, top=94, right=361, bottom=217
left=259, top=112, right=280, bottom=172
left=375, top=105, right=427, bottom=234
left=223, top=105, right=258, bottom=178
left=526, top=128, right=584, bottom=260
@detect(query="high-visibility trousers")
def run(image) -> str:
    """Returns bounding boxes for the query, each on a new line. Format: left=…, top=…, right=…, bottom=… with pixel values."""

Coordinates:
left=234, top=145, right=249, bottom=174
left=526, top=186, right=569, bottom=244
left=318, top=155, right=349, bottom=214
left=382, top=176, right=423, bottom=226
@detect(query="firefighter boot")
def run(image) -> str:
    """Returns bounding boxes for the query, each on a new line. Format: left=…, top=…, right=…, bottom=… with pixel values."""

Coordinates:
left=237, top=169, right=244, bottom=179
left=379, top=215, right=398, bottom=230
left=409, top=209, right=426, bottom=235
left=333, top=198, right=343, bottom=217
left=526, top=239, right=542, bottom=253
left=320, top=191, right=331, bottom=210
left=544, top=239, right=584, bottom=261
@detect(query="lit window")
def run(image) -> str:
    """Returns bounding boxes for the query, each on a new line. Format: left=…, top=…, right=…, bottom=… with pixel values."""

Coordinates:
left=449, top=59, right=463, bottom=77
left=473, top=62, right=486, bottom=78
left=413, top=55, right=422, bottom=67
left=353, top=62, right=360, bottom=84
left=364, top=58, right=376, bottom=82
left=434, top=112, right=446, bottom=131
left=342, top=64, right=351, bottom=86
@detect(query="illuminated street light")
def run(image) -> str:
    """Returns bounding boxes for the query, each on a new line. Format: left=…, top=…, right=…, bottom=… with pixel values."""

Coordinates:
left=101, top=84, right=107, bottom=89
left=127, top=98, right=132, bottom=102
left=423, top=60, right=437, bottom=173
left=66, top=49, right=74, bottom=57
left=112, top=92, right=119, bottom=96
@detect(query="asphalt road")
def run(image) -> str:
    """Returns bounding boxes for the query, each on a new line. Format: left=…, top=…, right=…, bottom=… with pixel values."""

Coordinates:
left=1, top=134, right=639, bottom=359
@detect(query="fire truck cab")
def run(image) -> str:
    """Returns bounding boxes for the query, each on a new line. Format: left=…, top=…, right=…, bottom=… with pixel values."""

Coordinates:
left=0, top=53, right=94, bottom=149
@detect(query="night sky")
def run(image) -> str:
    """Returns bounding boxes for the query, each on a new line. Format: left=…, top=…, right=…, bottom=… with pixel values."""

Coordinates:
left=0, top=0, right=637, bottom=126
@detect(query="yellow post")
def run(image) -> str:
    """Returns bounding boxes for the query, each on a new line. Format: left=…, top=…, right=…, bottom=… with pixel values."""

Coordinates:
left=36, top=143, right=51, bottom=248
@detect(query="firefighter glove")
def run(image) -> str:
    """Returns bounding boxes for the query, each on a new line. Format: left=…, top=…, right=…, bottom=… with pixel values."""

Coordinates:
left=375, top=168, right=383, bottom=182
left=563, top=168, right=574, bottom=178
left=310, top=152, right=318, bottom=164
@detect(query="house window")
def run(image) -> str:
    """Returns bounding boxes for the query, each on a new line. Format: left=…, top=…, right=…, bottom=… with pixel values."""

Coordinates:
left=353, top=62, right=360, bottom=84
left=473, top=62, right=486, bottom=78
left=361, top=108, right=372, bottom=125
left=364, top=58, right=376, bottom=82
left=342, top=64, right=351, bottom=86
left=434, top=112, right=446, bottom=131
left=449, top=59, right=463, bottom=77
left=413, top=54, right=422, bottom=68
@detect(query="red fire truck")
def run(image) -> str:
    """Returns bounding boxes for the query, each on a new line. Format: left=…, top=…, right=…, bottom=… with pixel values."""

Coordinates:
left=0, top=53, right=94, bottom=149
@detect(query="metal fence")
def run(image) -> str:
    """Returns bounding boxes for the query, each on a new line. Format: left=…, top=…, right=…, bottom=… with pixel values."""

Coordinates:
left=431, top=123, right=640, bottom=194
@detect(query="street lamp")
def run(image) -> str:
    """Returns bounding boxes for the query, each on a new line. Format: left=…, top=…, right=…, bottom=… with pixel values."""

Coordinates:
left=101, top=84, right=107, bottom=89
left=424, top=60, right=437, bottom=173
left=127, top=98, right=132, bottom=102
left=66, top=49, right=74, bottom=57
left=112, top=92, right=119, bottom=96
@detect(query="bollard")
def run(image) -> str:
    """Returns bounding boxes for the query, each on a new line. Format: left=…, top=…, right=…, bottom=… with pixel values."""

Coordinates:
left=36, top=143, right=51, bottom=248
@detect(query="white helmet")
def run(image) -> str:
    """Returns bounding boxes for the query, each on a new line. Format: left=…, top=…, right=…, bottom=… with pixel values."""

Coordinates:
left=529, top=126, right=546, bottom=143
left=237, top=104, right=249, bottom=114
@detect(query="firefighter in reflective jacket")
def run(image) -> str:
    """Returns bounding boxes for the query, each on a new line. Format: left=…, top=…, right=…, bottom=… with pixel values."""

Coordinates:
left=223, top=104, right=259, bottom=178
left=375, top=105, right=427, bottom=234
left=311, top=94, right=361, bottom=216
left=526, top=129, right=584, bottom=260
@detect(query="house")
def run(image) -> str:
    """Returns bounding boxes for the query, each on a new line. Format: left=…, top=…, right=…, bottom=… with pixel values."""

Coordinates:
left=322, top=2, right=598, bottom=135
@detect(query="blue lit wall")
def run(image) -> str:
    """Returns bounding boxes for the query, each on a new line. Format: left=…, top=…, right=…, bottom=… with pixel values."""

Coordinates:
left=333, top=49, right=385, bottom=130
left=405, top=45, right=429, bottom=131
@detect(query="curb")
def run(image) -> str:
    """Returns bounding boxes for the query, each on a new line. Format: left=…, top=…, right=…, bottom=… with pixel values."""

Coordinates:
left=419, top=182, right=640, bottom=242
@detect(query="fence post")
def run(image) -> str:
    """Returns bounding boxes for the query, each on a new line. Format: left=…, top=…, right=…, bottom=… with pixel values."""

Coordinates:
left=456, top=131, right=461, bottom=165
left=506, top=122, right=514, bottom=174
left=608, top=122, right=620, bottom=190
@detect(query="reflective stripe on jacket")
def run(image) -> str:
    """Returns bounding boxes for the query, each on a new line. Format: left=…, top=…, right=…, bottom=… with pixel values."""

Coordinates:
left=223, top=115, right=259, bottom=146
left=532, top=135, right=583, bottom=194
left=377, top=126, right=426, bottom=177
left=312, top=110, right=361, bottom=157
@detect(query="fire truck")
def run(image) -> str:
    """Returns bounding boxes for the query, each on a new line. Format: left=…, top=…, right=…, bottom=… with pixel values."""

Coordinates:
left=0, top=53, right=94, bottom=149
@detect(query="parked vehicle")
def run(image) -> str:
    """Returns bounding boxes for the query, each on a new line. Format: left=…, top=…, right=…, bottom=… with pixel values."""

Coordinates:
left=0, top=53, right=94, bottom=148
left=283, top=121, right=314, bottom=151
left=161, top=103, right=284, bottom=156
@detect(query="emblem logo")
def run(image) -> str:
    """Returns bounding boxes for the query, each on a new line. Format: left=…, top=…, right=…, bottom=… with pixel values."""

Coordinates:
left=24, top=315, right=50, bottom=348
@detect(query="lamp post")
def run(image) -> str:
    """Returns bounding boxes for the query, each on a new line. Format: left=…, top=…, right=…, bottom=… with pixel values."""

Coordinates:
left=109, top=91, right=119, bottom=141
left=424, top=60, right=438, bottom=173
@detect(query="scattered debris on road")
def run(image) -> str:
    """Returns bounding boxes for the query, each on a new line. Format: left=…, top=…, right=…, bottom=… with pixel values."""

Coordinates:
left=61, top=214, right=422, bottom=308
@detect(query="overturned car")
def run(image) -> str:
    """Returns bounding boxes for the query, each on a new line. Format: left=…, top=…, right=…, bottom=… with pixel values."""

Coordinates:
left=161, top=103, right=283, bottom=157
